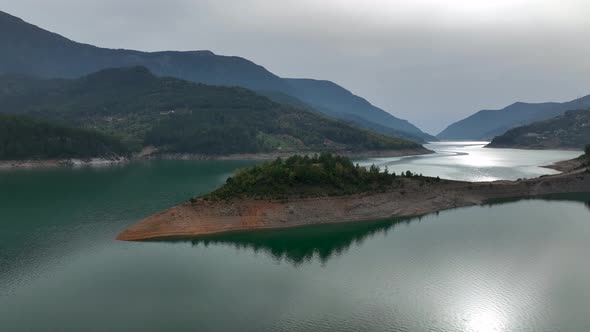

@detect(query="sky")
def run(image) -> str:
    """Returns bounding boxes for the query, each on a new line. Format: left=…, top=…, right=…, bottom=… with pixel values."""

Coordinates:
left=2, top=0, right=590, bottom=134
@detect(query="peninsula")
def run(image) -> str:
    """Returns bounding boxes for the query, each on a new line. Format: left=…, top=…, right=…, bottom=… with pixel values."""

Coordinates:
left=117, top=153, right=590, bottom=241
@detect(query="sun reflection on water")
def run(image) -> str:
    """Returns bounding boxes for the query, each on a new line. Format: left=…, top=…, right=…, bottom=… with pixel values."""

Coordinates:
left=466, top=310, right=506, bottom=332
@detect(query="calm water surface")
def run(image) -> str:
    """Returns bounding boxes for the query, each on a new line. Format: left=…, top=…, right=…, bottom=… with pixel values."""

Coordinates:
left=1, top=144, right=589, bottom=331
left=358, top=141, right=582, bottom=181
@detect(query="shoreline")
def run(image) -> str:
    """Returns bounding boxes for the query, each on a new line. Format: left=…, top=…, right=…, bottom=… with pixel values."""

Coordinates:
left=485, top=144, right=584, bottom=151
left=117, top=166, right=590, bottom=241
left=542, top=156, right=588, bottom=172
left=0, top=148, right=431, bottom=169
left=139, top=148, right=433, bottom=161
left=0, top=157, right=129, bottom=170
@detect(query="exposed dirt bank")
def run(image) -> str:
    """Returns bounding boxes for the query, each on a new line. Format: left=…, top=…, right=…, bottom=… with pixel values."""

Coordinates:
left=117, top=167, right=590, bottom=241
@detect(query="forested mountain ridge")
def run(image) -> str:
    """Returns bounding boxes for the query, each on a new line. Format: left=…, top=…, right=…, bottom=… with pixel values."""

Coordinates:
left=0, top=67, right=425, bottom=156
left=438, top=95, right=590, bottom=140
left=0, top=114, right=129, bottom=160
left=486, top=109, right=590, bottom=150
left=0, top=10, right=434, bottom=142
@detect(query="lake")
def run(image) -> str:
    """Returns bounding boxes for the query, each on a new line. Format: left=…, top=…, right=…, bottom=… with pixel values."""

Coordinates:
left=1, top=143, right=589, bottom=331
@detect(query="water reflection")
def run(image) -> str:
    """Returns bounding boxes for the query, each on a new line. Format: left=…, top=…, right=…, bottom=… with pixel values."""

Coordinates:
left=356, top=142, right=581, bottom=182
left=174, top=193, right=590, bottom=266
left=485, top=193, right=590, bottom=208
left=190, top=218, right=417, bottom=265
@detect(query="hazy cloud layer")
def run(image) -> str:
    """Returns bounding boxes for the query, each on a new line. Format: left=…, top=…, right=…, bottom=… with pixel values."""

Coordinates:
left=3, top=0, right=590, bottom=133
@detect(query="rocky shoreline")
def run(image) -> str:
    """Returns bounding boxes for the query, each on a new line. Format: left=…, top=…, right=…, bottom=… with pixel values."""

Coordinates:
left=485, top=144, right=583, bottom=151
left=0, top=148, right=431, bottom=169
left=117, top=166, right=590, bottom=241
left=0, top=157, right=128, bottom=169
left=139, top=148, right=433, bottom=161
left=543, top=156, right=588, bottom=172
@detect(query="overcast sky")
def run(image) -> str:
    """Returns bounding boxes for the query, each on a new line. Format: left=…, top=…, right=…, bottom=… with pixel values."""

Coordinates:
left=2, top=0, right=590, bottom=133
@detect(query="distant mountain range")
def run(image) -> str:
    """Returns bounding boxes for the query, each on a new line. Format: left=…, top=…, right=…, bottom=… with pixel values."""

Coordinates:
left=487, top=109, right=590, bottom=150
left=0, top=67, right=423, bottom=156
left=438, top=95, right=590, bottom=140
left=0, top=10, right=435, bottom=142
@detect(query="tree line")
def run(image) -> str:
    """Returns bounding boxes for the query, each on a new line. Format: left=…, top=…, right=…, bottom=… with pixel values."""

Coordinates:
left=200, top=153, right=440, bottom=200
left=0, top=114, right=129, bottom=160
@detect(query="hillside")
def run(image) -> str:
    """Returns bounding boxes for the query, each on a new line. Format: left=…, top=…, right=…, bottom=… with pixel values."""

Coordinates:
left=0, top=10, right=433, bottom=142
left=438, top=95, right=590, bottom=140
left=284, top=79, right=437, bottom=142
left=0, top=114, right=128, bottom=160
left=486, top=110, right=590, bottom=150
left=0, top=67, right=425, bottom=156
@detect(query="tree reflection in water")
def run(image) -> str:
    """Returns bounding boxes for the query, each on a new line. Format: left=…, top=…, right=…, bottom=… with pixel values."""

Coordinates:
left=189, top=217, right=419, bottom=266
left=162, top=193, right=590, bottom=266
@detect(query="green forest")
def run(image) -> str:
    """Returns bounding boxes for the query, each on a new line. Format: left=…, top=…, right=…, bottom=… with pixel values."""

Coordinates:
left=0, top=114, right=129, bottom=160
left=0, top=67, right=422, bottom=157
left=200, top=153, right=439, bottom=200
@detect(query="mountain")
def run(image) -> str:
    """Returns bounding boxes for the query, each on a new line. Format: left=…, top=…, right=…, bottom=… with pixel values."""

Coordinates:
left=0, top=114, right=129, bottom=160
left=438, top=95, right=590, bottom=140
left=284, top=79, right=437, bottom=142
left=0, top=11, right=289, bottom=91
left=486, top=109, right=590, bottom=150
left=0, top=10, right=434, bottom=142
left=0, top=67, right=424, bottom=155
left=257, top=83, right=438, bottom=142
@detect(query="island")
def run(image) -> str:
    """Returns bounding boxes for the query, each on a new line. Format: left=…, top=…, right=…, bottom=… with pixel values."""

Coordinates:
left=117, top=153, right=590, bottom=241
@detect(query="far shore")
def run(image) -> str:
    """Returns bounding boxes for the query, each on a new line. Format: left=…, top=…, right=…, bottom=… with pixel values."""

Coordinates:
left=485, top=144, right=584, bottom=151
left=0, top=148, right=431, bottom=169
left=0, top=157, right=128, bottom=170
left=117, top=159, right=590, bottom=241
left=142, top=148, right=432, bottom=161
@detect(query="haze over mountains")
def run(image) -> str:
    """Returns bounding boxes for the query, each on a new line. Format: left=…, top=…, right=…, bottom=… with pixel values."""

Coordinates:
left=438, top=95, right=590, bottom=141
left=3, top=9, right=589, bottom=146
left=0, top=10, right=435, bottom=143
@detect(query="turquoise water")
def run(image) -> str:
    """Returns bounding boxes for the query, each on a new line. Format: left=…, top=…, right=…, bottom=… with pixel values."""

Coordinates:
left=1, top=145, right=589, bottom=331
